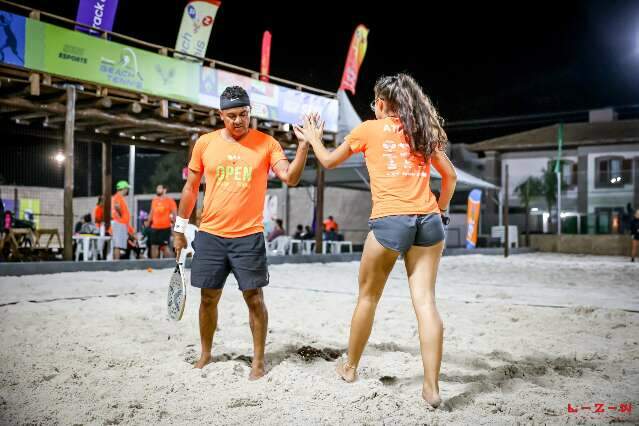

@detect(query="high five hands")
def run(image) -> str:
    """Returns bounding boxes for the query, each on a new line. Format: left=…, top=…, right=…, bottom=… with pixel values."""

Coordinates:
left=293, top=112, right=324, bottom=146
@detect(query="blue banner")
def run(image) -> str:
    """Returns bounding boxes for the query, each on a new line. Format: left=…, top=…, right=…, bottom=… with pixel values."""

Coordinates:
left=0, top=10, right=25, bottom=67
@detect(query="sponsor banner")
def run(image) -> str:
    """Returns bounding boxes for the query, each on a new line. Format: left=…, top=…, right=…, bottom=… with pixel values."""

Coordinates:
left=0, top=10, right=25, bottom=67
left=175, top=0, right=221, bottom=60
left=75, top=0, right=119, bottom=36
left=465, top=189, right=482, bottom=249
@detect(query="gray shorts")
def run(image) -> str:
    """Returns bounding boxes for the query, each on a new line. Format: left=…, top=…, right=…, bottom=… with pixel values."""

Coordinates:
left=112, top=222, right=129, bottom=250
left=190, top=231, right=269, bottom=291
left=368, top=213, right=445, bottom=253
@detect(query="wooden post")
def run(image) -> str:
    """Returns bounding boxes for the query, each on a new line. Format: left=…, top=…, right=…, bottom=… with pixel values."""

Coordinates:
left=314, top=164, right=325, bottom=254
left=87, top=142, right=92, bottom=196
left=128, top=145, right=136, bottom=230
left=504, top=165, right=509, bottom=258
left=63, top=85, right=76, bottom=261
left=102, top=141, right=112, bottom=231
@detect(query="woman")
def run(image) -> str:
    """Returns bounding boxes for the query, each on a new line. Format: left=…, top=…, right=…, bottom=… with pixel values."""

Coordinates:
left=296, top=74, right=457, bottom=408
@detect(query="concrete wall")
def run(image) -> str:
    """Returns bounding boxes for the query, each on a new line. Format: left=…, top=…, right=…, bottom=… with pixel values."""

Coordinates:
left=529, top=234, right=633, bottom=256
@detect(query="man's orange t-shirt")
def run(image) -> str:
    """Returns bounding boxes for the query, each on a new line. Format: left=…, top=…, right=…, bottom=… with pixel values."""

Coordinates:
left=93, top=205, right=104, bottom=227
left=150, top=196, right=177, bottom=229
left=111, top=193, right=130, bottom=225
left=346, top=117, right=440, bottom=219
left=188, top=129, right=287, bottom=238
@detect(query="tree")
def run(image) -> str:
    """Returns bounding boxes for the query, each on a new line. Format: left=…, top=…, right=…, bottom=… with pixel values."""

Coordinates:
left=144, top=151, right=188, bottom=194
left=515, top=176, right=544, bottom=245
left=540, top=161, right=569, bottom=233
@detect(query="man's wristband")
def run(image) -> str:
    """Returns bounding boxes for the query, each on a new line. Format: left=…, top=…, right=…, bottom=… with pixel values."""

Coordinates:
left=173, top=216, right=189, bottom=233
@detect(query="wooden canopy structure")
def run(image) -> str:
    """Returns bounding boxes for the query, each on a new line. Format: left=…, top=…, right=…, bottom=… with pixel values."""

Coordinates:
left=0, top=1, right=338, bottom=259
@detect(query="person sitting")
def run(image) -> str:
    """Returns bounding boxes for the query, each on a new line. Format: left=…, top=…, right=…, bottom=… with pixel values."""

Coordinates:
left=301, top=225, right=314, bottom=240
left=293, top=224, right=304, bottom=239
left=78, top=214, right=99, bottom=235
left=267, top=219, right=285, bottom=243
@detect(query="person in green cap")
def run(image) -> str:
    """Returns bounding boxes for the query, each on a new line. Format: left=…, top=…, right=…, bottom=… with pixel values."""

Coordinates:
left=112, top=180, right=131, bottom=260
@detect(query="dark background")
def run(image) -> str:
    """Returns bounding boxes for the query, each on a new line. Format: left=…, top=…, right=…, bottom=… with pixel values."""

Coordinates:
left=3, top=0, right=639, bottom=194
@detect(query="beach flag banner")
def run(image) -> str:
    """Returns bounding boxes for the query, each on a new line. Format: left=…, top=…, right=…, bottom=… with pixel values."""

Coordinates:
left=339, top=24, right=369, bottom=94
left=175, top=0, right=221, bottom=60
left=466, top=189, right=482, bottom=249
left=260, top=30, right=271, bottom=82
left=75, top=0, right=119, bottom=36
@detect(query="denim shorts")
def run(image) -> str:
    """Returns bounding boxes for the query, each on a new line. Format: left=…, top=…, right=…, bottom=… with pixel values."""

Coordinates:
left=368, top=213, right=445, bottom=253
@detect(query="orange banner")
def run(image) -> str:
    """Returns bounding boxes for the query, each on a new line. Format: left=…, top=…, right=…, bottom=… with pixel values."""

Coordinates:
left=466, top=189, right=482, bottom=249
left=260, top=30, right=271, bottom=82
left=339, top=24, right=369, bottom=94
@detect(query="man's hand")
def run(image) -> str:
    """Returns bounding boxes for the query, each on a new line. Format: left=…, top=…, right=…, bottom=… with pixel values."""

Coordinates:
left=173, top=231, right=187, bottom=261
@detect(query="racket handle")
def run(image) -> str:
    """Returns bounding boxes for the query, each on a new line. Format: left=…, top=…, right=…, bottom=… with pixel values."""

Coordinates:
left=178, top=248, right=187, bottom=265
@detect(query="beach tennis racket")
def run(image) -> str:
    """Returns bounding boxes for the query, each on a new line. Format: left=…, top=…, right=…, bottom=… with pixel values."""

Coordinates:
left=167, top=251, right=187, bottom=321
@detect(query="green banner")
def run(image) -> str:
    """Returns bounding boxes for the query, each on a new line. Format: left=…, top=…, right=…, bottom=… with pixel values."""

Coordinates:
left=25, top=19, right=199, bottom=103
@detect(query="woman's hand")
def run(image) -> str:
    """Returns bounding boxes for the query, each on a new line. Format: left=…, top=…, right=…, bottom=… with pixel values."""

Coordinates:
left=294, top=113, right=324, bottom=146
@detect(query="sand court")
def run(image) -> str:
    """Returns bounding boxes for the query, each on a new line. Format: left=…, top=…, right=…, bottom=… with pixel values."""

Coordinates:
left=1, top=253, right=638, bottom=424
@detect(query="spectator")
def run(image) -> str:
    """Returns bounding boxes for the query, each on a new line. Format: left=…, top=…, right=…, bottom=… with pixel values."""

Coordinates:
left=323, top=215, right=339, bottom=233
left=293, top=224, right=303, bottom=239
left=301, top=225, right=314, bottom=240
left=111, top=180, right=131, bottom=260
left=267, top=218, right=285, bottom=242
left=93, top=196, right=104, bottom=230
left=79, top=214, right=99, bottom=235
left=148, top=184, right=177, bottom=259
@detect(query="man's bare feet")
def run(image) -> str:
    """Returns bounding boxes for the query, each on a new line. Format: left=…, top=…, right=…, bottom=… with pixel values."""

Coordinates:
left=193, top=353, right=213, bottom=369
left=248, top=360, right=266, bottom=381
left=422, top=384, right=442, bottom=409
left=336, top=358, right=357, bottom=383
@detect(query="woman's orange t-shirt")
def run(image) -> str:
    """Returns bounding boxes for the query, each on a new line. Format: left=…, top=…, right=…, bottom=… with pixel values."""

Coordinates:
left=345, top=117, right=439, bottom=219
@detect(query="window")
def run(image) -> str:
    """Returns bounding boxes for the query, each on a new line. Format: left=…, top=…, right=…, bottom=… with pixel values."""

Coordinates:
left=595, top=156, right=632, bottom=188
left=547, top=159, right=577, bottom=188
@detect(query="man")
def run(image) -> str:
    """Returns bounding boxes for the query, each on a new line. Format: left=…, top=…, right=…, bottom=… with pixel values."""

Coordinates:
left=112, top=180, right=131, bottom=260
left=148, top=184, right=177, bottom=258
left=323, top=215, right=339, bottom=241
left=323, top=215, right=339, bottom=232
left=173, top=86, right=309, bottom=380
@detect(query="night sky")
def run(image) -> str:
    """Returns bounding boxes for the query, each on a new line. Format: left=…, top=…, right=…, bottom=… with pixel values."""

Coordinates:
left=14, top=0, right=639, bottom=142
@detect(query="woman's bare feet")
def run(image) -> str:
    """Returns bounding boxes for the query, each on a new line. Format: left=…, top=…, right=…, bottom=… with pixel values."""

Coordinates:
left=194, top=353, right=213, bottom=369
left=248, top=360, right=266, bottom=381
left=422, top=384, right=442, bottom=409
left=336, top=358, right=358, bottom=383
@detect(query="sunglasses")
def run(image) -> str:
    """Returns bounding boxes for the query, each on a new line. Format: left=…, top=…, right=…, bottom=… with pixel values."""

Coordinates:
left=370, top=98, right=379, bottom=112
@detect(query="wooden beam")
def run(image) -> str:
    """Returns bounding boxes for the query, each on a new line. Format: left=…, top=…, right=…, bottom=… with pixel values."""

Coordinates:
left=0, top=97, right=213, bottom=134
left=63, top=85, right=76, bottom=261
left=29, top=73, right=40, bottom=96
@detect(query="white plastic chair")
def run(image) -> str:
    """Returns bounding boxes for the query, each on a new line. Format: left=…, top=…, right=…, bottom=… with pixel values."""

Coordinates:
left=268, top=236, right=291, bottom=255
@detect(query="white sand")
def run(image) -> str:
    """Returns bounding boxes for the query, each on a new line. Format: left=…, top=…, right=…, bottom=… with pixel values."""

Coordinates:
left=0, top=253, right=638, bottom=425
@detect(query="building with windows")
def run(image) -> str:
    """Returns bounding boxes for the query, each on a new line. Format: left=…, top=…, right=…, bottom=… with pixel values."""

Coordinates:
left=467, top=111, right=639, bottom=235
